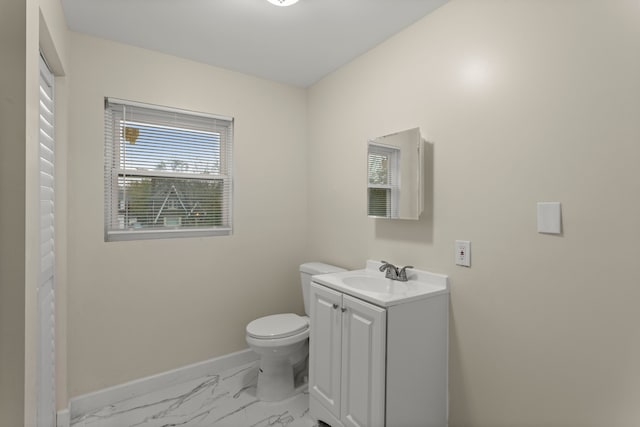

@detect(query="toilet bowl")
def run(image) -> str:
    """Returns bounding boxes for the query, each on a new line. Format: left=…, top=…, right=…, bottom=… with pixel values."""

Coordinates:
left=246, top=262, right=345, bottom=402
left=246, top=314, right=310, bottom=401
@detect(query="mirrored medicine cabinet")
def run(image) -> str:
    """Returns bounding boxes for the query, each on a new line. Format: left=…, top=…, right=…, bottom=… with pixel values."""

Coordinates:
left=367, top=127, right=424, bottom=220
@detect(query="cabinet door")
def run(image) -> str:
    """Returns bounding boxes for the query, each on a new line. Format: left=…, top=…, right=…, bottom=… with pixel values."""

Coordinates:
left=340, top=295, right=386, bottom=427
left=309, top=283, right=343, bottom=419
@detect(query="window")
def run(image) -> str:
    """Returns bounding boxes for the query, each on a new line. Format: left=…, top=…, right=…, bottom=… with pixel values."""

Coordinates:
left=104, top=98, right=233, bottom=241
left=368, top=143, right=400, bottom=218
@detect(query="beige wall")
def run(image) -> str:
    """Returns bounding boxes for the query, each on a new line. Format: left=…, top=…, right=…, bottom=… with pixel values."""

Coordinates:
left=66, top=33, right=309, bottom=396
left=0, top=0, right=28, bottom=423
left=307, top=1, right=640, bottom=426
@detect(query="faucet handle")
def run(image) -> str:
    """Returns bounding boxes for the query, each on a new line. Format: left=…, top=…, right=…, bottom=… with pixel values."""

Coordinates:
left=398, top=265, right=414, bottom=281
left=379, top=261, right=399, bottom=279
left=379, top=260, right=392, bottom=272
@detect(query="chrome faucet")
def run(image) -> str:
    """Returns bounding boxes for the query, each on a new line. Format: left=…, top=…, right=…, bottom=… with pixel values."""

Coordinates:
left=379, top=261, right=414, bottom=282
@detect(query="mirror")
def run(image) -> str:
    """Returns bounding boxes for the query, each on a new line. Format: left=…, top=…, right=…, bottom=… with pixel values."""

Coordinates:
left=368, top=127, right=424, bottom=220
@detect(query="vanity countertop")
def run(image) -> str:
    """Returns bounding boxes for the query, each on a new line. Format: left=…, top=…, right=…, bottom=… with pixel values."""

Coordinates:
left=311, top=260, right=448, bottom=308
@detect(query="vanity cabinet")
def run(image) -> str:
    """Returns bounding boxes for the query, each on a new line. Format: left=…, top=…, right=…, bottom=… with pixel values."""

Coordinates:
left=309, top=278, right=448, bottom=427
left=309, top=283, right=386, bottom=427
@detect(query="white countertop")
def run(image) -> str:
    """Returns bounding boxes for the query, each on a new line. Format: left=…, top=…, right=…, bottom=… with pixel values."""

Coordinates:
left=311, top=260, right=449, bottom=308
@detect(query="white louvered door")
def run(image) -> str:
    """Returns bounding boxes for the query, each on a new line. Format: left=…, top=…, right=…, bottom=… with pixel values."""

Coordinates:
left=38, top=54, right=56, bottom=427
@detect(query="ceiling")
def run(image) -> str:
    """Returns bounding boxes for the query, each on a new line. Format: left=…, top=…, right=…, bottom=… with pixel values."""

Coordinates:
left=61, top=0, right=448, bottom=87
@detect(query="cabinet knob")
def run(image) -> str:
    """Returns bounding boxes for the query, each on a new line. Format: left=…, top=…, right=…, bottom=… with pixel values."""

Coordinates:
left=341, top=307, right=347, bottom=312
left=332, top=303, right=339, bottom=309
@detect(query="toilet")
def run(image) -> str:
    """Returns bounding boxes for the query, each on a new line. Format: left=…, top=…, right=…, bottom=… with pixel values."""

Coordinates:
left=246, top=262, right=345, bottom=402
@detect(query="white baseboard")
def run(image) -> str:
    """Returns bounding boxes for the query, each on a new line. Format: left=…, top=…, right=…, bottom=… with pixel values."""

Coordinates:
left=57, top=406, right=70, bottom=427
left=70, top=348, right=258, bottom=420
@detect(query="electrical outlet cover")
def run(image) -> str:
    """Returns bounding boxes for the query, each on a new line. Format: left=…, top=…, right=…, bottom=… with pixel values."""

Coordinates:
left=455, top=240, right=471, bottom=267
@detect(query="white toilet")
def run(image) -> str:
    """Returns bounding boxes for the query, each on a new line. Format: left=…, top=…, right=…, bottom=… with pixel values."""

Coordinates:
left=246, top=262, right=345, bottom=402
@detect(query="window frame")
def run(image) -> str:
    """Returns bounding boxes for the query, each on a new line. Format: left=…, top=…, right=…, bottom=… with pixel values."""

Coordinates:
left=104, top=98, right=234, bottom=241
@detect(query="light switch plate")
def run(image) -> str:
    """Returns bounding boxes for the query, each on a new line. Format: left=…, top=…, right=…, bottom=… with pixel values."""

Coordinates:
left=537, top=202, right=562, bottom=234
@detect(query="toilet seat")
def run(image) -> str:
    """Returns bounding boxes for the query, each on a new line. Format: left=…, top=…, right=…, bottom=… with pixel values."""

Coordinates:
left=246, top=314, right=309, bottom=339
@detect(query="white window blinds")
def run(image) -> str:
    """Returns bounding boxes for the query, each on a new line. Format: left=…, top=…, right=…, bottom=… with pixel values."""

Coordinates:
left=104, top=98, right=233, bottom=241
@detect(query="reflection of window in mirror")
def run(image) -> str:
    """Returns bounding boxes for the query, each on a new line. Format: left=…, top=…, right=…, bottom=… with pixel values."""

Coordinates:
left=368, top=144, right=400, bottom=218
left=368, top=127, right=424, bottom=220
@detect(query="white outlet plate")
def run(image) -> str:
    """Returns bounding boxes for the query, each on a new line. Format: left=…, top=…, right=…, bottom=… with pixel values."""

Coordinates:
left=455, top=240, right=471, bottom=267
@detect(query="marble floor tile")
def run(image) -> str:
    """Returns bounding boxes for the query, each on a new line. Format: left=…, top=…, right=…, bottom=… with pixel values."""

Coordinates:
left=71, top=361, right=316, bottom=427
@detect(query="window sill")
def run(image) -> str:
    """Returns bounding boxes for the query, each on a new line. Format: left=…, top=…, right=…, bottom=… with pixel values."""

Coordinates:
left=106, top=227, right=232, bottom=242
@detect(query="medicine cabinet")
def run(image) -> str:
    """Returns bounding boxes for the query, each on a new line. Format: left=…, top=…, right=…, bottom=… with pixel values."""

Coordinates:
left=367, top=127, right=424, bottom=220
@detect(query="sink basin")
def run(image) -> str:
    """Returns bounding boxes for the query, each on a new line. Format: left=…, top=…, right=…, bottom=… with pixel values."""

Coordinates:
left=312, top=260, right=449, bottom=307
left=343, top=276, right=408, bottom=294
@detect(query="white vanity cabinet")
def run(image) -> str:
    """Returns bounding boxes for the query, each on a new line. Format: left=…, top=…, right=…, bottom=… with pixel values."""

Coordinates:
left=309, top=283, right=386, bottom=427
left=308, top=263, right=449, bottom=427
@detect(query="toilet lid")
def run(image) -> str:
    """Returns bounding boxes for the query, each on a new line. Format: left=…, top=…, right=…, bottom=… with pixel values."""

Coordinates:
left=246, top=314, right=309, bottom=339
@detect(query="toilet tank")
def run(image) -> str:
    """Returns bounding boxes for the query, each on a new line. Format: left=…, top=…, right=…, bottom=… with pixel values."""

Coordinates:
left=300, top=262, right=346, bottom=315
